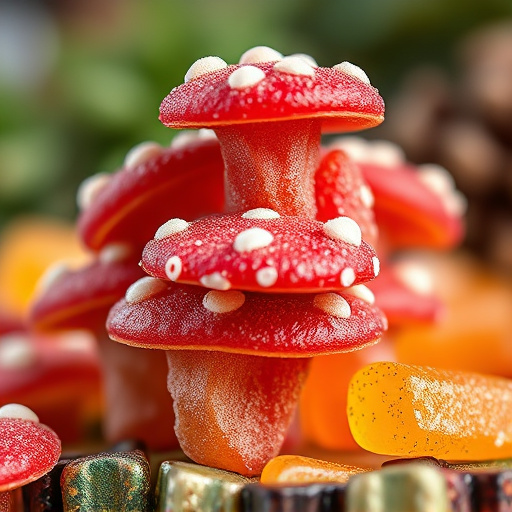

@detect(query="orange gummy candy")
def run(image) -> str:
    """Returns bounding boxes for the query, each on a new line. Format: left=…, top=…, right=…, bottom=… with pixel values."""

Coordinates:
left=300, top=337, right=396, bottom=451
left=260, top=455, right=369, bottom=484
left=347, top=362, right=512, bottom=460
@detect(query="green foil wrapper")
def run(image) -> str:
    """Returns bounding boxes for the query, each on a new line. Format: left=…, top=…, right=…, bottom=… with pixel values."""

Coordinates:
left=60, top=450, right=151, bottom=512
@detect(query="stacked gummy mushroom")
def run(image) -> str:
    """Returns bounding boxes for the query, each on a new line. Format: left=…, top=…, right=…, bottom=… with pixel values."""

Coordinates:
left=107, top=46, right=387, bottom=476
left=29, top=131, right=225, bottom=450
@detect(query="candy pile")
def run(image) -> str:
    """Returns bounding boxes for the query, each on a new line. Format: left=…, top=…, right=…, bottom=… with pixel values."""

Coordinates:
left=1, top=46, right=512, bottom=512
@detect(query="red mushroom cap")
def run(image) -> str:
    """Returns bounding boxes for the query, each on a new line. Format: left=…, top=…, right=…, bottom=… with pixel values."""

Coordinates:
left=107, top=279, right=387, bottom=356
left=141, top=211, right=380, bottom=293
left=330, top=138, right=466, bottom=250
left=159, top=56, right=384, bottom=132
left=77, top=135, right=224, bottom=252
left=315, top=148, right=378, bottom=247
left=0, top=405, right=61, bottom=492
left=29, top=258, right=145, bottom=332
left=368, top=264, right=443, bottom=326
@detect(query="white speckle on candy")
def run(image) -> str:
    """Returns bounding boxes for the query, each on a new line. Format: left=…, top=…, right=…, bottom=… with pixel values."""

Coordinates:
left=239, top=46, right=283, bottom=64
left=98, top=243, right=132, bottom=264
left=332, top=61, right=370, bottom=85
left=233, top=228, right=274, bottom=253
left=155, top=218, right=189, bottom=240
left=256, top=266, right=278, bottom=288
left=242, top=208, right=280, bottom=220
left=76, top=173, right=111, bottom=210
left=36, top=261, right=69, bottom=294
left=394, top=261, right=433, bottom=296
left=346, top=284, right=375, bottom=304
left=165, top=256, right=183, bottom=281
left=200, top=272, right=231, bottom=291
left=203, top=290, right=245, bottom=313
left=323, top=217, right=362, bottom=246
left=313, top=293, right=351, bottom=318
left=184, top=56, right=228, bottom=82
left=341, top=267, right=356, bottom=287
left=360, top=185, right=374, bottom=208
left=228, top=66, right=266, bottom=90
left=373, top=256, right=380, bottom=276
left=288, top=53, right=318, bottom=67
left=274, top=56, right=315, bottom=76
left=125, top=277, right=167, bottom=304
left=0, top=403, right=39, bottom=423
left=0, top=335, right=36, bottom=369
left=124, top=141, right=162, bottom=169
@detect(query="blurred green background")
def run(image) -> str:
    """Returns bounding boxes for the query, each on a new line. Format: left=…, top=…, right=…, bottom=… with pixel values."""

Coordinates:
left=1, top=0, right=512, bottom=269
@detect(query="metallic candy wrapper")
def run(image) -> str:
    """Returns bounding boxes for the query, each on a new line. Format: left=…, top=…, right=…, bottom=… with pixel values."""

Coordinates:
left=155, top=461, right=254, bottom=512
left=241, top=482, right=345, bottom=512
left=60, top=450, right=151, bottom=512
left=346, top=464, right=450, bottom=512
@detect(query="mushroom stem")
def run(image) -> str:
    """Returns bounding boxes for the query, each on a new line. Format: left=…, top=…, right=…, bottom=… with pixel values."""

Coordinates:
left=215, top=119, right=321, bottom=218
left=97, top=334, right=177, bottom=451
left=166, top=349, right=310, bottom=476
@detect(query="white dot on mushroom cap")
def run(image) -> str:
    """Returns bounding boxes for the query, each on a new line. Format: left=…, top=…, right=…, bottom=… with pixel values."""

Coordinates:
left=333, top=61, right=371, bottom=85
left=341, top=267, right=356, bottom=287
left=124, top=141, right=162, bottom=169
left=165, top=256, right=183, bottom=281
left=394, top=261, right=433, bottom=296
left=0, top=404, right=39, bottom=423
left=228, top=66, right=266, bottom=90
left=417, top=164, right=455, bottom=195
left=329, top=136, right=370, bottom=162
left=359, top=185, right=374, bottom=208
left=233, top=227, right=274, bottom=253
left=323, top=217, right=362, bottom=247
left=372, top=256, right=380, bottom=277
left=345, top=284, right=375, bottom=304
left=36, top=261, right=69, bottom=295
left=0, top=335, right=37, bottom=369
left=99, top=243, right=132, bottom=264
left=199, top=272, right=231, bottom=291
left=76, top=173, right=111, bottom=211
left=274, top=56, right=315, bottom=77
left=184, top=56, right=228, bottom=82
left=288, top=53, right=318, bottom=67
left=256, top=266, right=278, bottom=287
left=366, top=140, right=406, bottom=167
left=239, top=46, right=283, bottom=64
left=125, top=277, right=168, bottom=304
left=242, top=208, right=281, bottom=220
left=313, top=293, right=351, bottom=318
left=203, top=290, right=245, bottom=313
left=155, top=218, right=190, bottom=240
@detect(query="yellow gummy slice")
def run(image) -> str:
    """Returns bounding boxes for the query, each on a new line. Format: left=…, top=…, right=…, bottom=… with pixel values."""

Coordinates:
left=347, top=362, right=512, bottom=460
left=260, top=455, right=369, bottom=484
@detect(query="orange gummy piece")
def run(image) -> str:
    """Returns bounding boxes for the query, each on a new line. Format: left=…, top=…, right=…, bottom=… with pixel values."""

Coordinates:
left=300, top=337, right=396, bottom=451
left=261, top=455, right=369, bottom=484
left=347, top=362, right=512, bottom=460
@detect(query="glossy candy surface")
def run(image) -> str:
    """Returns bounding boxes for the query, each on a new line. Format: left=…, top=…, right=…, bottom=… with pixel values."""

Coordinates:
left=0, top=417, right=61, bottom=492
left=142, top=212, right=379, bottom=293
left=107, top=281, right=387, bottom=356
left=159, top=62, right=384, bottom=131
left=261, top=455, right=369, bottom=484
left=347, top=362, right=512, bottom=460
left=78, top=137, right=225, bottom=252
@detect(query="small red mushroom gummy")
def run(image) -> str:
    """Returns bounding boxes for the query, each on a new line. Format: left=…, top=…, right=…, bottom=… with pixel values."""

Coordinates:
left=0, top=404, right=61, bottom=492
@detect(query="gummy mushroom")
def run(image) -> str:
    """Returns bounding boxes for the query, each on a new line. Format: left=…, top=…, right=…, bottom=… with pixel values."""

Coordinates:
left=77, top=132, right=224, bottom=252
left=159, top=47, right=384, bottom=218
left=0, top=404, right=61, bottom=504
left=107, top=278, right=387, bottom=476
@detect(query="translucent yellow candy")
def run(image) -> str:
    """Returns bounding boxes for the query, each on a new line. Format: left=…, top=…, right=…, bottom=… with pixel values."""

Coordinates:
left=347, top=362, right=512, bottom=460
